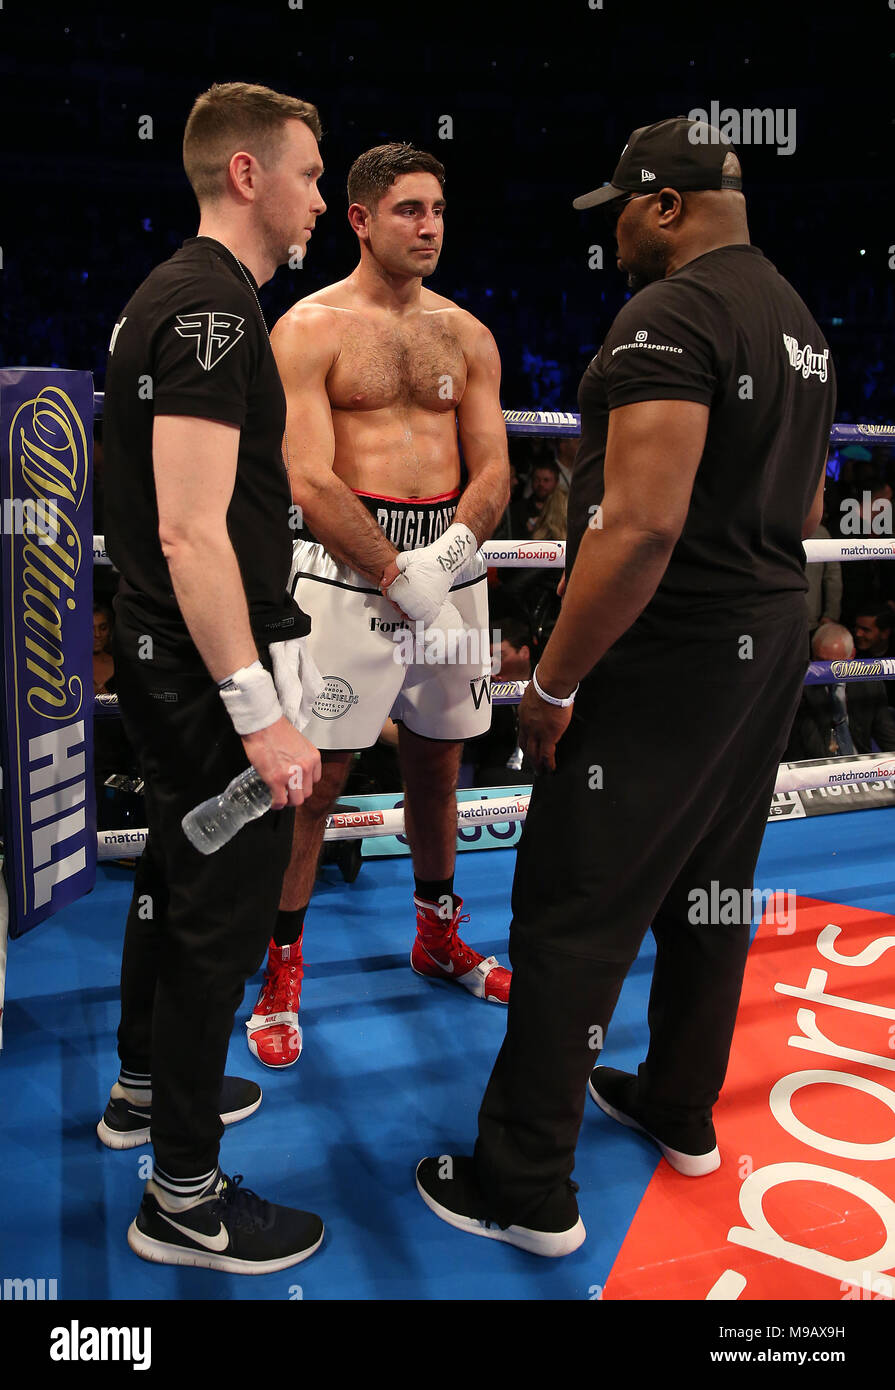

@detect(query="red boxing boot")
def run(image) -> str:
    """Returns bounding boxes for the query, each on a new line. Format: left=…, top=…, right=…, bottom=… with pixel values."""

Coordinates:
left=411, top=895, right=511, bottom=1004
left=246, top=937, right=304, bottom=1068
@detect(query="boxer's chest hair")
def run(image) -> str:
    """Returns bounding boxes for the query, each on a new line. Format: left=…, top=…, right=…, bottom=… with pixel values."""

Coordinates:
left=330, top=312, right=468, bottom=413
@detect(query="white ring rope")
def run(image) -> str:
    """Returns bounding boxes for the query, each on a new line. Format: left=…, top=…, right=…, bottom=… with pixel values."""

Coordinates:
left=92, top=535, right=895, bottom=568
left=95, top=752, right=895, bottom=860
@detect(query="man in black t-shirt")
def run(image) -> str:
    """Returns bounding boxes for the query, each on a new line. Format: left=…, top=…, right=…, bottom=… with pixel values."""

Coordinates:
left=98, top=82, right=328, bottom=1274
left=417, top=118, right=835, bottom=1256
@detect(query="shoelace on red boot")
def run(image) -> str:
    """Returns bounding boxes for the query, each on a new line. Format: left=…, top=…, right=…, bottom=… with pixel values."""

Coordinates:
left=421, top=910, right=480, bottom=970
left=257, top=957, right=304, bottom=1017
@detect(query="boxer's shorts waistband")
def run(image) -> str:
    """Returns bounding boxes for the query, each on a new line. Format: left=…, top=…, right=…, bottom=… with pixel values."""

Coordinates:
left=353, top=487, right=460, bottom=552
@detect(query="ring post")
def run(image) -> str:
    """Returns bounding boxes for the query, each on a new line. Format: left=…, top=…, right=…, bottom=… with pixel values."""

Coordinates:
left=0, top=368, right=96, bottom=969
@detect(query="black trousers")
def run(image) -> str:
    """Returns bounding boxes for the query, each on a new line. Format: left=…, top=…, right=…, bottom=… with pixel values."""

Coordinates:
left=474, top=605, right=808, bottom=1230
left=112, top=639, right=294, bottom=1177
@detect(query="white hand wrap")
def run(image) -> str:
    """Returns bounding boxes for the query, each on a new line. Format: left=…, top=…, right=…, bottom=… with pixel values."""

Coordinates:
left=426, top=600, right=464, bottom=636
left=269, top=636, right=326, bottom=733
left=218, top=661, right=282, bottom=735
left=385, top=522, right=477, bottom=628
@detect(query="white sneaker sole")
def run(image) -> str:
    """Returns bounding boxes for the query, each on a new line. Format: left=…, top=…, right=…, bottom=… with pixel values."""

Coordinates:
left=96, top=1118, right=149, bottom=1151
left=416, top=1168, right=586, bottom=1258
left=587, top=1078, right=720, bottom=1177
left=126, top=1221, right=323, bottom=1274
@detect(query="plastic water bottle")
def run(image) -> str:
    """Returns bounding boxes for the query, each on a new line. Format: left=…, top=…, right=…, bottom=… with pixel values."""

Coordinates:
left=182, top=766, right=273, bottom=854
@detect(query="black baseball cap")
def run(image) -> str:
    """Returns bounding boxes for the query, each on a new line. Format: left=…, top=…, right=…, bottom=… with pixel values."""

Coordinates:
left=573, top=116, right=741, bottom=211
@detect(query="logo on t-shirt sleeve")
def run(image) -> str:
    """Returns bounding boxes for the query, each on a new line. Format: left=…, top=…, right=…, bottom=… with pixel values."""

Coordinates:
left=174, top=312, right=245, bottom=370
left=108, top=317, right=127, bottom=355
left=782, top=333, right=829, bottom=383
left=610, top=327, right=683, bottom=357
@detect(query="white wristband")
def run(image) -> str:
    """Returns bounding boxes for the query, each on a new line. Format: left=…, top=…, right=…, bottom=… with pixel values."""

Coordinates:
left=531, top=663, right=578, bottom=707
left=217, top=660, right=283, bottom=734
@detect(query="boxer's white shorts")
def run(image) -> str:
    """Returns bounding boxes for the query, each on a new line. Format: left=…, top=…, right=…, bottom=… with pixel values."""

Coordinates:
left=289, top=540, right=493, bottom=749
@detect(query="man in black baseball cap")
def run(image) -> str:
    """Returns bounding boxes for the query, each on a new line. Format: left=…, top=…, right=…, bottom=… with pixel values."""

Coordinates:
left=573, top=115, right=743, bottom=211
left=575, top=116, right=745, bottom=295
left=416, top=115, right=837, bottom=1256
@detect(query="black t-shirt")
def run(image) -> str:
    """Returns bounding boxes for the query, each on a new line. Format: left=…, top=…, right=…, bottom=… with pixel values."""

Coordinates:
left=568, top=245, right=837, bottom=638
left=103, top=236, right=295, bottom=660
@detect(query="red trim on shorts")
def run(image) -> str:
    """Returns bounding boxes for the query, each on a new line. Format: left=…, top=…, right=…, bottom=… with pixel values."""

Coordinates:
left=352, top=487, right=461, bottom=504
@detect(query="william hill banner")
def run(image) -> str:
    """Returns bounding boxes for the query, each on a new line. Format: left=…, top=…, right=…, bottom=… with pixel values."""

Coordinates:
left=0, top=369, right=95, bottom=938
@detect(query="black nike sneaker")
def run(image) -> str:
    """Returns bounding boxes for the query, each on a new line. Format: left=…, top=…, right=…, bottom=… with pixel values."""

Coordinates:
left=97, top=1076, right=262, bottom=1150
left=127, top=1173, right=324, bottom=1274
left=587, top=1066, right=721, bottom=1176
left=415, top=1156, right=585, bottom=1257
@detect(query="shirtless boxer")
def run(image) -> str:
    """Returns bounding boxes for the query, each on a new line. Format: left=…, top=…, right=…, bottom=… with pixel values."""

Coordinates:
left=245, top=142, right=511, bottom=1067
